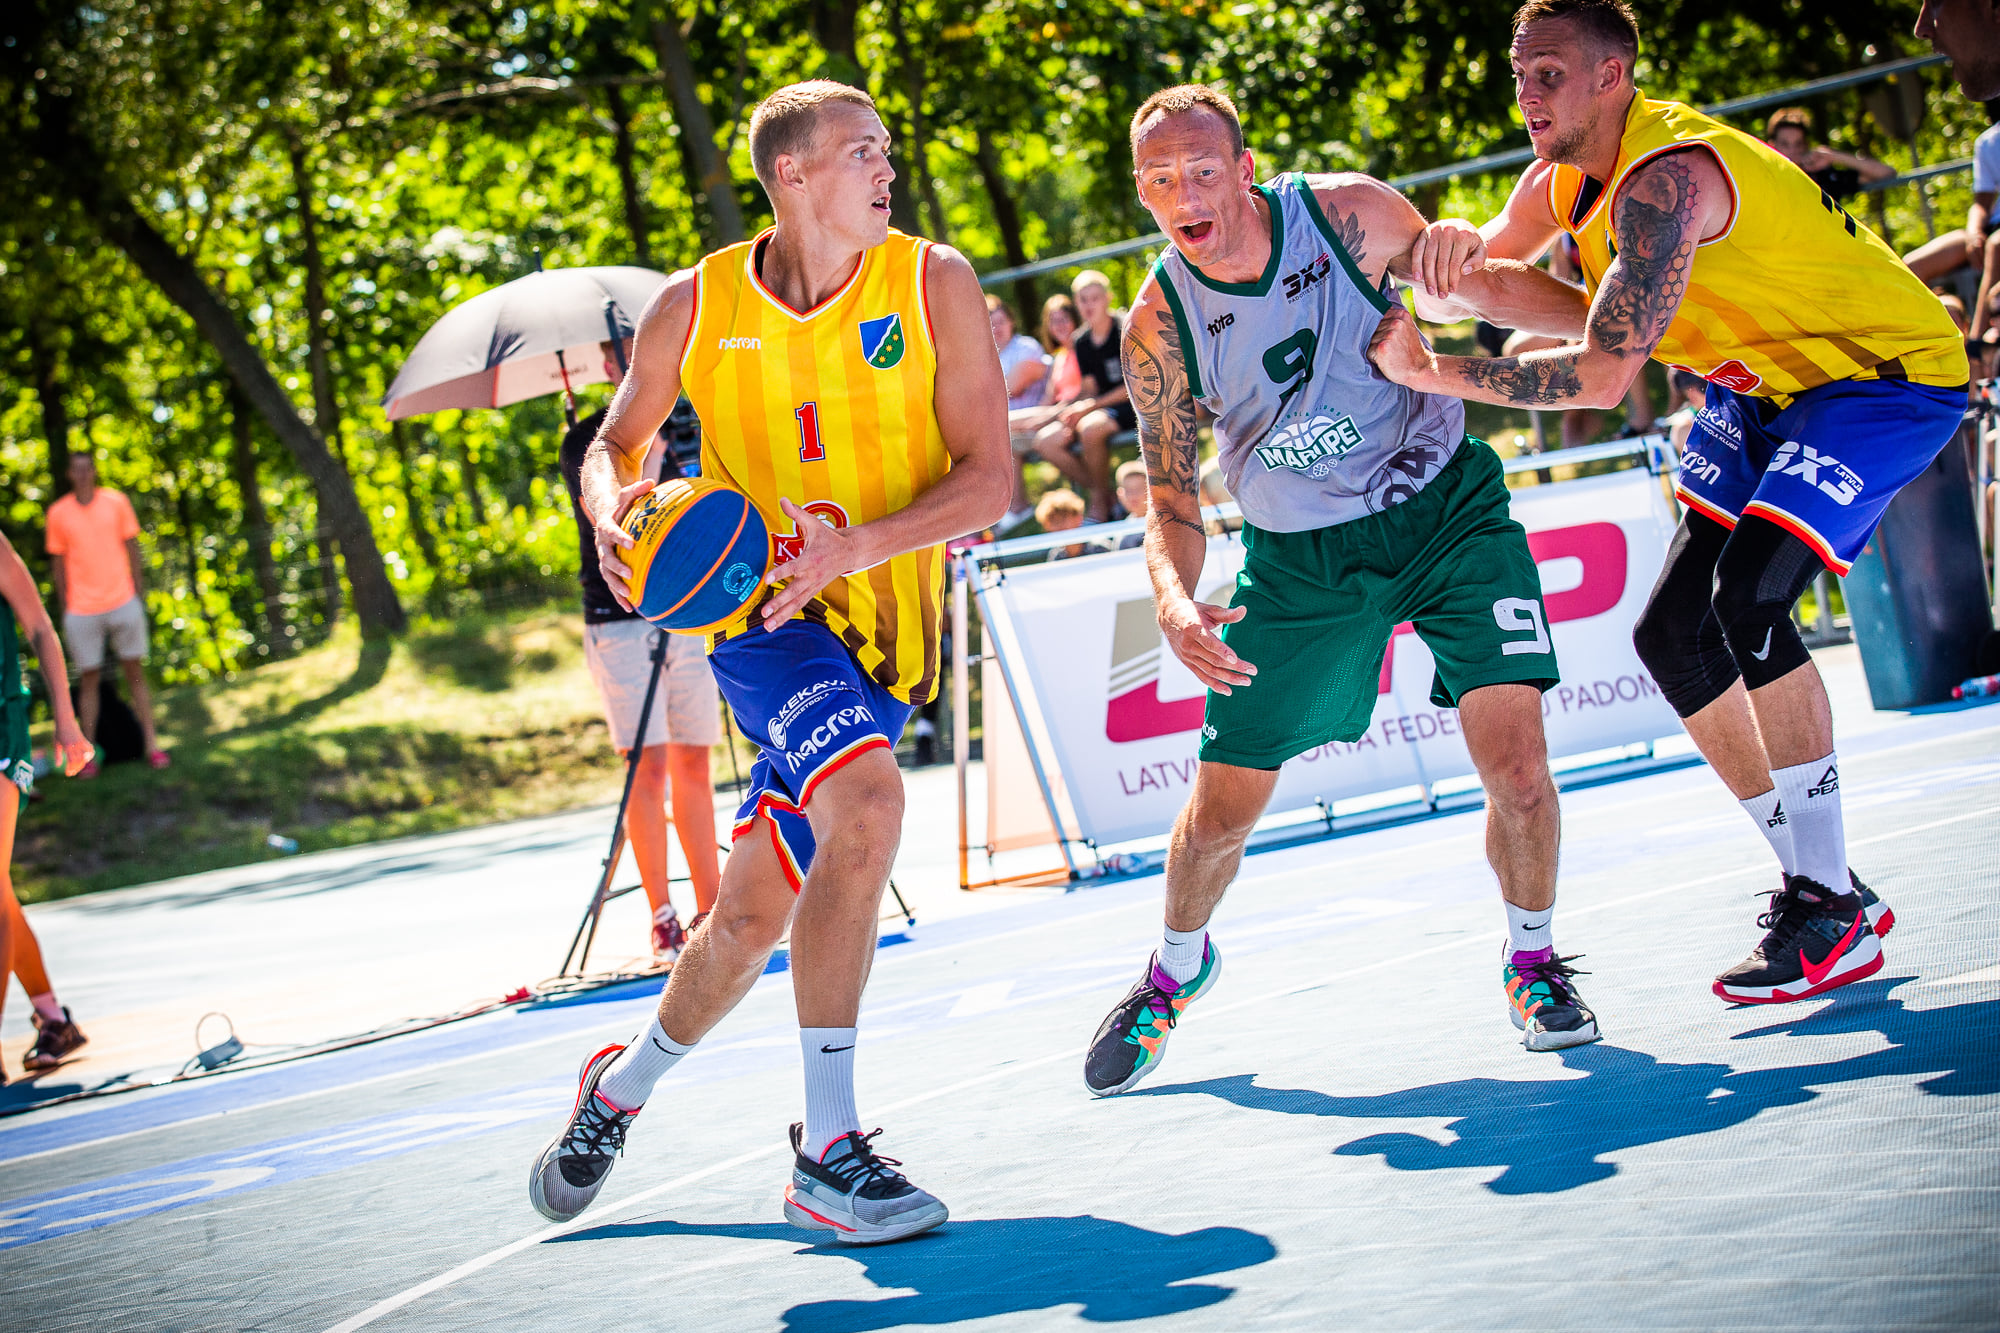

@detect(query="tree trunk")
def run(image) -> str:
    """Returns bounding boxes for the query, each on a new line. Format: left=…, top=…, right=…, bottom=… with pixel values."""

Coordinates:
left=457, top=436, right=486, bottom=529
left=227, top=383, right=290, bottom=651
left=33, top=90, right=405, bottom=634
left=172, top=478, right=232, bottom=673
left=604, top=83, right=654, bottom=267
left=884, top=0, right=949, bottom=243
left=387, top=418, right=439, bottom=570
left=809, top=0, right=862, bottom=83
left=649, top=6, right=746, bottom=246
left=884, top=105, right=921, bottom=235
left=287, top=137, right=346, bottom=465
left=972, top=132, right=1038, bottom=323
left=29, top=336, right=71, bottom=499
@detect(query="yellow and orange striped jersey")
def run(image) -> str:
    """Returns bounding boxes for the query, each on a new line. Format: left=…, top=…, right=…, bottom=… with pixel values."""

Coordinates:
left=1552, top=93, right=1966, bottom=400
left=680, top=228, right=953, bottom=703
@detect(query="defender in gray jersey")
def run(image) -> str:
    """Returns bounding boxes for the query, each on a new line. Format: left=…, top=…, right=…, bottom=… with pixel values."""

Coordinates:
left=1084, top=85, right=1610, bottom=1098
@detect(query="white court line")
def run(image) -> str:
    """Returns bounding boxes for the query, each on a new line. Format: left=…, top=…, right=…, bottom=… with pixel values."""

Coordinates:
left=321, top=800, right=2000, bottom=1333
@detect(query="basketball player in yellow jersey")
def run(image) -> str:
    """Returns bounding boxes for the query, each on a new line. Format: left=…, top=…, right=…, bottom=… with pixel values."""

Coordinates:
left=1371, top=0, right=1968, bottom=1007
left=528, top=81, right=1009, bottom=1243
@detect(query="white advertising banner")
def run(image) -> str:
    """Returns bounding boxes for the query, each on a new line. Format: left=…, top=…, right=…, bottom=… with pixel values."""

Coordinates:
left=987, top=465, right=1685, bottom=848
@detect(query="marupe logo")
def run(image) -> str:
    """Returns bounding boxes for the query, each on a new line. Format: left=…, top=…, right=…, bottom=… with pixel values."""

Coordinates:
left=773, top=501, right=851, bottom=563
left=1281, top=252, right=1331, bottom=302
left=1769, top=442, right=1863, bottom=506
left=1206, top=312, right=1235, bottom=337
left=787, top=705, right=876, bottom=771
left=718, top=336, right=762, bottom=351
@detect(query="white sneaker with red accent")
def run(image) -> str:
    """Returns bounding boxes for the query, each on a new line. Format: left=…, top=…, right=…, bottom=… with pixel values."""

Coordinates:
left=782, top=1124, right=947, bottom=1245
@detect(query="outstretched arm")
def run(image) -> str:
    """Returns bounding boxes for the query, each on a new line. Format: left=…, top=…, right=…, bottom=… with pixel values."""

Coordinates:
left=1123, top=279, right=1254, bottom=695
left=580, top=268, right=697, bottom=609
left=0, top=534, right=88, bottom=775
left=1370, top=147, right=1725, bottom=410
left=757, top=245, right=1011, bottom=628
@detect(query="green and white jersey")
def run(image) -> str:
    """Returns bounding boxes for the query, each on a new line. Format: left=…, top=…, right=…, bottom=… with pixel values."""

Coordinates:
left=1153, top=173, right=1465, bottom=532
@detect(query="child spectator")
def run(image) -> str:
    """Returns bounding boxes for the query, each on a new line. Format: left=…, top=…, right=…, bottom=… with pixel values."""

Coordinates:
left=1114, top=459, right=1149, bottom=550
left=1036, top=489, right=1093, bottom=561
left=44, top=452, right=165, bottom=774
left=0, top=531, right=92, bottom=1080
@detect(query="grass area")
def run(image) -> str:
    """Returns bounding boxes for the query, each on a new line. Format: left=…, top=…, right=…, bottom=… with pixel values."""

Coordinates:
left=14, top=605, right=648, bottom=903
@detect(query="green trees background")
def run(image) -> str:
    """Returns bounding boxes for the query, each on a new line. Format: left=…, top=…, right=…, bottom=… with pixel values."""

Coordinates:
left=0, top=0, right=1986, bottom=684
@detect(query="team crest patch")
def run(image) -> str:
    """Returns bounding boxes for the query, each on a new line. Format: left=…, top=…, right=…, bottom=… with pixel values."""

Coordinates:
left=1254, top=412, right=1365, bottom=479
left=859, top=313, right=906, bottom=369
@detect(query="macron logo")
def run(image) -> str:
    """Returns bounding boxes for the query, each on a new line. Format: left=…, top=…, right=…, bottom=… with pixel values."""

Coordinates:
left=718, top=336, right=762, bottom=351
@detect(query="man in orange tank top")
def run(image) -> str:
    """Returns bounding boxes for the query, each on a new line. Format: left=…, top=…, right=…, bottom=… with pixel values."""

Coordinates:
left=527, top=82, right=1010, bottom=1244
left=1370, top=0, right=1954, bottom=1007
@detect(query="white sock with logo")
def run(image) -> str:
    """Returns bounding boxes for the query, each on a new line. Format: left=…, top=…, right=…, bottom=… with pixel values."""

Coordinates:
left=1771, top=754, right=1848, bottom=897
left=1739, top=786, right=1795, bottom=874
left=800, top=1027, right=861, bottom=1161
left=1158, top=923, right=1207, bottom=985
left=597, top=1014, right=694, bottom=1111
left=1504, top=900, right=1554, bottom=956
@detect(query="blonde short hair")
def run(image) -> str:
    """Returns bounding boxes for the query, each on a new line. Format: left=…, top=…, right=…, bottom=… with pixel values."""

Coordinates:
left=1035, top=489, right=1087, bottom=525
left=1115, top=459, right=1148, bottom=486
left=1071, top=269, right=1114, bottom=299
left=748, top=80, right=877, bottom=194
left=1130, top=84, right=1244, bottom=161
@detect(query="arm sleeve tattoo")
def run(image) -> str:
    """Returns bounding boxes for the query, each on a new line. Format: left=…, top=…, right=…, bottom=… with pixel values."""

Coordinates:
left=1588, top=150, right=1700, bottom=359
left=1125, top=308, right=1200, bottom=499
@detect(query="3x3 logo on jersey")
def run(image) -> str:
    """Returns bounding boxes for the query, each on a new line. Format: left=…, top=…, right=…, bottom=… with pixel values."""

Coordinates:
left=1282, top=252, right=1331, bottom=302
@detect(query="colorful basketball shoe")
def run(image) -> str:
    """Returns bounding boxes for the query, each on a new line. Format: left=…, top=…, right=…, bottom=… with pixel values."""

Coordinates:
left=1083, top=940, right=1221, bottom=1097
left=783, top=1124, right=948, bottom=1245
left=1713, top=873, right=1882, bottom=1004
left=528, top=1044, right=639, bottom=1222
left=1502, top=946, right=1602, bottom=1050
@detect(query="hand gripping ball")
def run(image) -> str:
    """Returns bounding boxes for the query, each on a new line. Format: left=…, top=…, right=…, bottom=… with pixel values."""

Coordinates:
left=620, top=478, right=772, bottom=635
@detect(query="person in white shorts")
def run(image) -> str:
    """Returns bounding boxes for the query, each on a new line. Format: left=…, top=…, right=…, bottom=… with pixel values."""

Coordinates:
left=562, top=343, right=722, bottom=961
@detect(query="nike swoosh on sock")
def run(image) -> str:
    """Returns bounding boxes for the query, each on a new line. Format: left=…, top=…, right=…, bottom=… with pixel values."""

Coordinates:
left=820, top=1044, right=854, bottom=1054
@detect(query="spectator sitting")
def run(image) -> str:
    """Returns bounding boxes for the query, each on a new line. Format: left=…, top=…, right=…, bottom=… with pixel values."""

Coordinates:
left=1664, top=368, right=1708, bottom=460
left=1037, top=488, right=1094, bottom=561
left=1198, top=458, right=1241, bottom=535
left=1765, top=107, right=1893, bottom=201
left=44, top=452, right=165, bottom=776
left=0, top=530, right=93, bottom=1080
left=992, top=295, right=1057, bottom=531
left=1030, top=270, right=1135, bottom=523
left=1113, top=459, right=1149, bottom=549
left=1905, top=119, right=2000, bottom=295
left=560, top=341, right=722, bottom=962
left=1001, top=295, right=1086, bottom=532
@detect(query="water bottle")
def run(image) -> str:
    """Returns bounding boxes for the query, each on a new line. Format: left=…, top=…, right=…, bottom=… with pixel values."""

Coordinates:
left=266, top=834, right=300, bottom=854
left=1952, top=673, right=2000, bottom=700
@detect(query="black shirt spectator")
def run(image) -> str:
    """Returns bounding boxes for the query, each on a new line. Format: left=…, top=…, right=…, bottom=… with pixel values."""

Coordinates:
left=1073, top=315, right=1137, bottom=432
left=559, top=400, right=701, bottom=624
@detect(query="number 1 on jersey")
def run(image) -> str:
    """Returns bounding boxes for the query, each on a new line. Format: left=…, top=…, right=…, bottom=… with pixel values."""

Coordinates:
left=795, top=402, right=825, bottom=462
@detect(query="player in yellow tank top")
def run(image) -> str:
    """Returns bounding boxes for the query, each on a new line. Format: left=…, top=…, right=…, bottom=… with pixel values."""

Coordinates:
left=681, top=226, right=952, bottom=702
left=1368, top=1, right=1959, bottom=1008
left=533, top=81, right=1009, bottom=1243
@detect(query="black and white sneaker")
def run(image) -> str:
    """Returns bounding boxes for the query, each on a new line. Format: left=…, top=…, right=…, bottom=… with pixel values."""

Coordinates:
left=783, top=1123, right=947, bottom=1245
left=528, top=1044, right=639, bottom=1222
left=1714, top=874, right=1882, bottom=1004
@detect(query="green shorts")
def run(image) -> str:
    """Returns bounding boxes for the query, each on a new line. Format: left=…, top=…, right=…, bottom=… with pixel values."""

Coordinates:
left=1199, top=438, right=1559, bottom=769
left=3, top=696, right=29, bottom=813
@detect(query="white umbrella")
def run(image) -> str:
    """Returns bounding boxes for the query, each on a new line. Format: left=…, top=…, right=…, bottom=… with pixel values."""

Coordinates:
left=381, top=265, right=668, bottom=420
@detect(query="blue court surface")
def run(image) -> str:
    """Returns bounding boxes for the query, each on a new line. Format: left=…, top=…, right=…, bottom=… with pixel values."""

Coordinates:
left=2, top=702, right=1995, bottom=1331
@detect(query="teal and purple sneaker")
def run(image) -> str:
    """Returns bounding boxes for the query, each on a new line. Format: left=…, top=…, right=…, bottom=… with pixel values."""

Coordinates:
left=1503, top=944, right=1601, bottom=1051
left=1083, top=940, right=1222, bottom=1097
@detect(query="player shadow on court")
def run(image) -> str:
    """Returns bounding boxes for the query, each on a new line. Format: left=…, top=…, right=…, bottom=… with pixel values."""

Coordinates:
left=550, top=1213, right=1277, bottom=1329
left=1129, top=978, right=1997, bottom=1196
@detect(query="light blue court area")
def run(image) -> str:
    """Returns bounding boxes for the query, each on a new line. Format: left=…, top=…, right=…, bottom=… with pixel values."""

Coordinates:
left=2, top=704, right=1996, bottom=1330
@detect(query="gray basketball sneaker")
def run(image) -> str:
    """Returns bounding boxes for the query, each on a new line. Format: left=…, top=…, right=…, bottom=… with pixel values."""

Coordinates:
left=528, top=1044, right=639, bottom=1222
left=782, top=1123, right=948, bottom=1244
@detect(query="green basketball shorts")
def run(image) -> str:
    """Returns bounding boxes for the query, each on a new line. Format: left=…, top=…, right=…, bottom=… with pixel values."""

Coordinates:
left=2, top=696, right=30, bottom=814
left=1199, top=438, right=1559, bottom=770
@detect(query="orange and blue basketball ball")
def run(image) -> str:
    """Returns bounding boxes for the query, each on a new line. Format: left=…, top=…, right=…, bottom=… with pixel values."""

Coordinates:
left=621, top=478, right=771, bottom=635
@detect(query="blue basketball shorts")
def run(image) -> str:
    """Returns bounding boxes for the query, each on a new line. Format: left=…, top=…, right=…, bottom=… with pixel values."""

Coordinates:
left=707, top=620, right=912, bottom=891
left=1676, top=376, right=1966, bottom=574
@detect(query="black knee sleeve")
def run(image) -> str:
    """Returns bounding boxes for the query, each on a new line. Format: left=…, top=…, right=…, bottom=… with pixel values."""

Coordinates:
left=1633, top=513, right=1740, bottom=717
left=1712, top=515, right=1821, bottom=691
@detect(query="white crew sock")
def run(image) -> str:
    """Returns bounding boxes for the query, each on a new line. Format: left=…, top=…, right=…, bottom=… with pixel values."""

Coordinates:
left=1738, top=787, right=1794, bottom=874
left=1504, top=900, right=1554, bottom=957
left=1772, top=754, right=1848, bottom=896
left=800, top=1027, right=861, bottom=1160
left=1158, top=923, right=1207, bottom=984
left=597, top=1013, right=694, bottom=1111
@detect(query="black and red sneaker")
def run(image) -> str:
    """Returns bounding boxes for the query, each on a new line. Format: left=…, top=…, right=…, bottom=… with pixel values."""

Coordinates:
left=1851, top=869, right=1894, bottom=937
left=1714, top=874, right=1882, bottom=1004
